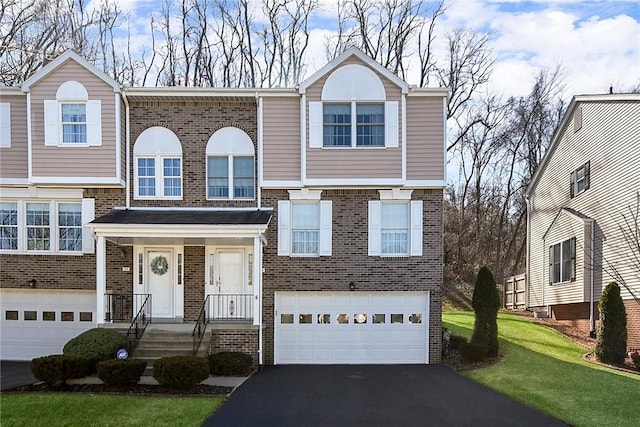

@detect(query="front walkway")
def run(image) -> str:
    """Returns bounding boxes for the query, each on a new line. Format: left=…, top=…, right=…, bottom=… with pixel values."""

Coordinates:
left=203, top=365, right=565, bottom=427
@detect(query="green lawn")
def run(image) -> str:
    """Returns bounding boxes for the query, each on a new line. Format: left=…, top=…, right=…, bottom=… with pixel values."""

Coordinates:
left=0, top=393, right=225, bottom=427
left=443, top=311, right=639, bottom=427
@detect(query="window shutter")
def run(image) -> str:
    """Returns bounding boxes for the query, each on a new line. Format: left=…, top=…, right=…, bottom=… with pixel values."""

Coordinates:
left=368, top=201, right=381, bottom=256
left=584, top=161, right=590, bottom=191
left=44, top=100, right=59, bottom=146
left=277, top=200, right=291, bottom=256
left=569, top=171, right=576, bottom=198
left=0, top=103, right=10, bottom=148
left=384, top=101, right=398, bottom=148
left=319, top=200, right=332, bottom=256
left=87, top=100, right=102, bottom=146
left=410, top=200, right=423, bottom=256
left=570, top=237, right=577, bottom=281
left=548, top=245, right=554, bottom=284
left=81, top=198, right=95, bottom=254
left=309, top=101, right=323, bottom=148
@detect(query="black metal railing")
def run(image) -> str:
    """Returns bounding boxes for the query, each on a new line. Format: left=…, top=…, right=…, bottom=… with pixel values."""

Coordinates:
left=126, top=294, right=151, bottom=354
left=193, top=295, right=211, bottom=356
left=210, top=293, right=254, bottom=322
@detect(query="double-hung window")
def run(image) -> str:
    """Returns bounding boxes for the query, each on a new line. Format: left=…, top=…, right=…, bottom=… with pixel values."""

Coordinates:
left=278, top=192, right=332, bottom=257
left=206, top=127, right=255, bottom=200
left=60, top=103, right=87, bottom=143
left=549, top=238, right=576, bottom=284
left=133, top=127, right=183, bottom=199
left=322, top=102, right=385, bottom=147
left=0, top=199, right=94, bottom=254
left=369, top=194, right=422, bottom=257
left=0, top=202, right=18, bottom=250
left=356, top=104, right=385, bottom=147
left=323, top=104, right=351, bottom=147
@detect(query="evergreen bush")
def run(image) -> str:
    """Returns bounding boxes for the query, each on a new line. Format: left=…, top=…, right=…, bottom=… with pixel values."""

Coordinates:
left=153, top=356, right=209, bottom=388
left=30, top=354, right=90, bottom=386
left=595, top=282, right=627, bottom=364
left=470, top=266, right=501, bottom=358
left=63, top=328, right=128, bottom=373
left=208, top=352, right=253, bottom=376
left=97, top=358, right=147, bottom=387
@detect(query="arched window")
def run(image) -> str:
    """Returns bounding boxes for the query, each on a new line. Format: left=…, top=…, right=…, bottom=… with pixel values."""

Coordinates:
left=133, top=127, right=183, bottom=199
left=206, top=127, right=255, bottom=200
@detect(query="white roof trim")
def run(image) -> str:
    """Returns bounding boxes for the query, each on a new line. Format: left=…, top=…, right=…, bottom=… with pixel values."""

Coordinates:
left=542, top=207, right=593, bottom=240
left=299, top=47, right=409, bottom=94
left=22, top=50, right=120, bottom=92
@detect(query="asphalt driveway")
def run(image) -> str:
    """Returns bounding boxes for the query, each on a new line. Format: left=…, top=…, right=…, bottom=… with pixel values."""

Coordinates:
left=204, top=365, right=565, bottom=427
left=1, top=361, right=36, bottom=391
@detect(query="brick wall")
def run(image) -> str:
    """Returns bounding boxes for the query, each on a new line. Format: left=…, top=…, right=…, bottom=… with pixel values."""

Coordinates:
left=552, top=300, right=640, bottom=349
left=128, top=100, right=258, bottom=209
left=0, top=188, right=125, bottom=292
left=209, top=327, right=260, bottom=367
left=260, top=188, right=443, bottom=365
left=184, top=246, right=205, bottom=321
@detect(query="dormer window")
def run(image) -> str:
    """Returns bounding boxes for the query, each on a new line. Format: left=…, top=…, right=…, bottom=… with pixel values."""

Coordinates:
left=44, top=80, right=101, bottom=146
left=309, top=64, right=398, bottom=149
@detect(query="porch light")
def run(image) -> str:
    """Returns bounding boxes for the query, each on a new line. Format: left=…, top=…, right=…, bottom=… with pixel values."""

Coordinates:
left=349, top=281, right=356, bottom=291
left=28, top=279, right=37, bottom=288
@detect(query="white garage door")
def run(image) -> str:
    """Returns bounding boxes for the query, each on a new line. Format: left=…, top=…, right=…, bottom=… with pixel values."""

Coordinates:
left=0, top=290, right=96, bottom=360
left=275, top=291, right=429, bottom=364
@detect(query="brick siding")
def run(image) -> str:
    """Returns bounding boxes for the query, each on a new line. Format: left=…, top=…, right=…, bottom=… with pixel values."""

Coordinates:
left=209, top=328, right=260, bottom=367
left=260, top=188, right=444, bottom=365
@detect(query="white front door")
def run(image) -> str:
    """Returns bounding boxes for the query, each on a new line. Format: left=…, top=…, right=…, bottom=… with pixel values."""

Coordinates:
left=206, top=249, right=249, bottom=319
left=147, top=249, right=174, bottom=318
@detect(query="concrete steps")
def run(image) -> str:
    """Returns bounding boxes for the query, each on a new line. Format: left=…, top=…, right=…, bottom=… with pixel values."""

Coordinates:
left=132, top=326, right=210, bottom=376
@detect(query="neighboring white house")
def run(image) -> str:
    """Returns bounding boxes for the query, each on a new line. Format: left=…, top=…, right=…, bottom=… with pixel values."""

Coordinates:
left=525, top=93, right=640, bottom=349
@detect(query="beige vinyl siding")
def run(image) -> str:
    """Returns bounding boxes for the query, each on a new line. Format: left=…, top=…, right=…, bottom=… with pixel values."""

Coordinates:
left=0, top=95, right=28, bottom=178
left=528, top=100, right=640, bottom=307
left=305, top=56, right=402, bottom=180
left=406, top=96, right=445, bottom=181
left=30, top=60, right=118, bottom=178
left=262, top=97, right=301, bottom=181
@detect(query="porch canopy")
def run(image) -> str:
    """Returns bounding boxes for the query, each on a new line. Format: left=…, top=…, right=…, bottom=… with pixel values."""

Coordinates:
left=89, top=208, right=272, bottom=245
left=87, top=208, right=272, bottom=323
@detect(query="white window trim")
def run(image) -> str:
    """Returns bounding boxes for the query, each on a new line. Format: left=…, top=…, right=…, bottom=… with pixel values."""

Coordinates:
left=206, top=154, right=256, bottom=201
left=549, top=237, right=576, bottom=284
left=0, top=102, right=11, bottom=148
left=368, top=196, right=422, bottom=257
left=133, top=155, right=183, bottom=200
left=277, top=190, right=331, bottom=257
left=310, top=100, right=398, bottom=149
left=0, top=198, right=94, bottom=255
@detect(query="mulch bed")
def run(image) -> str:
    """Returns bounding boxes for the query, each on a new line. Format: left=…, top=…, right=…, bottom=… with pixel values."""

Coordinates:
left=6, top=382, right=233, bottom=396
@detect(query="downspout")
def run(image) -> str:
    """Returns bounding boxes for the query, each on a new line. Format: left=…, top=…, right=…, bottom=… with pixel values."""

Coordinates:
left=122, top=91, right=131, bottom=209
left=256, top=92, right=263, bottom=209
left=589, top=220, right=595, bottom=337
left=525, top=196, right=531, bottom=310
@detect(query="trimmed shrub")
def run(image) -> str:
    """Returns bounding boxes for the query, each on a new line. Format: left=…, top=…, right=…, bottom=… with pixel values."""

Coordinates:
left=629, top=351, right=640, bottom=370
left=31, top=354, right=90, bottom=386
left=459, top=343, right=488, bottom=363
left=595, top=283, right=627, bottom=364
left=153, top=356, right=209, bottom=388
left=449, top=335, right=468, bottom=350
left=63, top=328, right=128, bottom=373
left=471, top=266, right=501, bottom=358
left=209, top=352, right=253, bottom=376
left=97, top=358, right=147, bottom=387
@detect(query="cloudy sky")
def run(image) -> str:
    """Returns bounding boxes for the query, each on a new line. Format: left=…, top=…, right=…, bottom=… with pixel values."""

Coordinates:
left=110, top=0, right=640, bottom=99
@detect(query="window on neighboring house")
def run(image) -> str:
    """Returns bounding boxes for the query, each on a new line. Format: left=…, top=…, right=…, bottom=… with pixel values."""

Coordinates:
left=133, top=127, right=183, bottom=199
left=278, top=193, right=332, bottom=257
left=206, top=127, right=255, bottom=200
left=0, top=202, right=18, bottom=250
left=570, top=161, right=590, bottom=198
left=58, top=203, right=82, bottom=252
left=368, top=195, right=422, bottom=257
left=44, top=80, right=101, bottom=146
left=0, top=199, right=94, bottom=254
left=549, top=238, right=576, bottom=284
left=291, top=203, right=319, bottom=255
left=60, top=103, right=87, bottom=143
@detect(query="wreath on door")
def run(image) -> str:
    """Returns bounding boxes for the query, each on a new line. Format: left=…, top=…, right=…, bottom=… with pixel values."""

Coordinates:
left=150, top=255, right=169, bottom=276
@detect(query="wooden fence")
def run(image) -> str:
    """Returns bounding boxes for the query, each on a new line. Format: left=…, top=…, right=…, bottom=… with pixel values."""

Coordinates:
left=504, top=274, right=526, bottom=309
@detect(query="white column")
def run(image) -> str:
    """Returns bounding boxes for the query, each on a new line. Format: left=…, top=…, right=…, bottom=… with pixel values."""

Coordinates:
left=253, top=236, right=261, bottom=326
left=96, top=235, right=106, bottom=323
